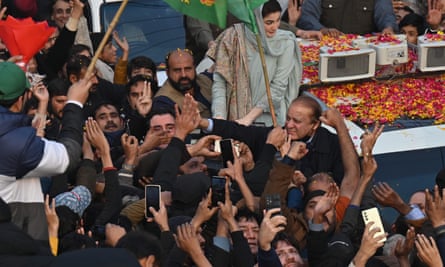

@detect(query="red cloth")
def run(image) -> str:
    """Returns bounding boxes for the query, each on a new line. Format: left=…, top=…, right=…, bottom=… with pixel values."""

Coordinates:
left=0, top=16, right=55, bottom=64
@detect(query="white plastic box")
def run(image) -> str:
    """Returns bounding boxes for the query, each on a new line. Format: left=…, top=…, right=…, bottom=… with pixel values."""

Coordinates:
left=366, top=35, right=408, bottom=65
left=417, top=36, right=445, bottom=72
left=319, top=46, right=376, bottom=83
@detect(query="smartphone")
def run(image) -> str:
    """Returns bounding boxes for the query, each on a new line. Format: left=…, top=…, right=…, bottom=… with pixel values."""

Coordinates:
left=361, top=207, right=387, bottom=243
left=265, top=194, right=282, bottom=217
left=145, top=185, right=161, bottom=218
left=220, top=139, right=234, bottom=168
left=211, top=176, right=226, bottom=207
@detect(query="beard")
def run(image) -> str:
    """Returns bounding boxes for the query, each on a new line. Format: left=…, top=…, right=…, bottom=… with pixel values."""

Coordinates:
left=169, top=77, right=197, bottom=94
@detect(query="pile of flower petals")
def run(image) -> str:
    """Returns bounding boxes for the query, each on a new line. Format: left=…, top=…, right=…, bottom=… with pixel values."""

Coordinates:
left=308, top=73, right=445, bottom=125
left=423, top=31, right=445, bottom=41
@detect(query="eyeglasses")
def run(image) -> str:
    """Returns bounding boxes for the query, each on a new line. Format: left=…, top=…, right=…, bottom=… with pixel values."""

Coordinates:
left=165, top=48, right=193, bottom=63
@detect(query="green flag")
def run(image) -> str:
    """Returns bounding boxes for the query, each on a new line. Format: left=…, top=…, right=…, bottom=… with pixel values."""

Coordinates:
left=228, top=0, right=266, bottom=33
left=163, top=0, right=228, bottom=28
left=164, top=0, right=267, bottom=33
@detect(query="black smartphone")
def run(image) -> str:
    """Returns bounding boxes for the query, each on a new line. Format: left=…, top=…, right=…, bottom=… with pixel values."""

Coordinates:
left=220, top=139, right=234, bottom=168
left=211, top=176, right=226, bottom=207
left=265, top=194, right=281, bottom=217
left=296, top=0, right=301, bottom=9
left=145, top=185, right=161, bottom=218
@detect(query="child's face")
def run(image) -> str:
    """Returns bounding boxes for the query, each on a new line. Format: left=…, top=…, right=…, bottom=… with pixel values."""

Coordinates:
left=401, top=25, right=418, bottom=45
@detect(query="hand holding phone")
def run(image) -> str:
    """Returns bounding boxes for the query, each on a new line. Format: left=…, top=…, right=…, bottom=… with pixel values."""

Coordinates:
left=361, top=207, right=387, bottom=243
left=265, top=194, right=282, bottom=217
left=145, top=185, right=161, bottom=218
left=211, top=176, right=226, bottom=207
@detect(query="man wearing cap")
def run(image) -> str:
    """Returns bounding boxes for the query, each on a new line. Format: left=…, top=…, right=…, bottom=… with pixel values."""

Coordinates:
left=0, top=62, right=93, bottom=240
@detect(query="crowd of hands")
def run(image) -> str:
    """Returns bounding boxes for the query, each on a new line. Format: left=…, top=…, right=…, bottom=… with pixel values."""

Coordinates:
left=36, top=69, right=445, bottom=265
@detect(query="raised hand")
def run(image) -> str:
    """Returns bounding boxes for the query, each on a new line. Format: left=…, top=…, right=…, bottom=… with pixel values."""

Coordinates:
left=135, top=80, right=152, bottom=117
left=415, top=234, right=443, bottom=267
left=147, top=199, right=169, bottom=232
left=258, top=208, right=287, bottom=251
left=313, top=183, right=339, bottom=224
left=266, top=126, right=286, bottom=150
left=187, top=135, right=221, bottom=158
left=44, top=195, right=59, bottom=238
left=287, top=0, right=302, bottom=26
left=427, top=0, right=444, bottom=29
left=425, top=185, right=445, bottom=228
left=121, top=133, right=138, bottom=165
left=190, top=190, right=219, bottom=230
left=85, top=117, right=110, bottom=158
left=112, top=31, right=129, bottom=56
left=174, top=94, right=200, bottom=141
left=360, top=122, right=384, bottom=158
left=286, top=141, right=308, bottom=161
left=372, top=182, right=405, bottom=210
left=353, top=222, right=386, bottom=266
left=394, top=227, right=415, bottom=261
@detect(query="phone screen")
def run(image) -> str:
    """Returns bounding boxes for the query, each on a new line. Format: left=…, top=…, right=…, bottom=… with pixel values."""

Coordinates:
left=211, top=176, right=226, bottom=207
left=220, top=139, right=234, bottom=168
left=145, top=185, right=160, bottom=218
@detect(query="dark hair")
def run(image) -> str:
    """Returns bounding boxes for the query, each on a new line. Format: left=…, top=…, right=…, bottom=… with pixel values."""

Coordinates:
left=291, top=95, right=322, bottom=123
left=147, top=107, right=176, bottom=128
left=47, top=78, right=70, bottom=97
left=262, top=0, right=282, bottom=18
left=90, top=32, right=111, bottom=54
left=126, top=75, right=154, bottom=95
left=127, top=56, right=157, bottom=79
left=69, top=44, right=93, bottom=59
left=92, top=101, right=120, bottom=119
left=271, top=232, right=300, bottom=251
left=66, top=55, right=91, bottom=79
left=235, top=207, right=262, bottom=224
left=49, top=0, right=70, bottom=16
left=399, top=13, right=427, bottom=36
left=56, top=205, right=80, bottom=238
left=58, top=232, right=96, bottom=254
left=116, top=231, right=162, bottom=264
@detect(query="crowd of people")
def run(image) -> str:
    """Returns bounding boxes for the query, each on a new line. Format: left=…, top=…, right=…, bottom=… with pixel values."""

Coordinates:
left=1, top=0, right=445, bottom=266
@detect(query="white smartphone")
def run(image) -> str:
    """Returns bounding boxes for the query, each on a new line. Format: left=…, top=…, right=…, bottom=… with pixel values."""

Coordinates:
left=361, top=207, right=387, bottom=243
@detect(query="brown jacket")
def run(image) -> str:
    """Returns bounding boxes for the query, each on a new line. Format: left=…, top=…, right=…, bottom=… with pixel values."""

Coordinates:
left=260, top=160, right=308, bottom=248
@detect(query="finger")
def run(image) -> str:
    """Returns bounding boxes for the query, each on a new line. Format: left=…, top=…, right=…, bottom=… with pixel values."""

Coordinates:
left=44, top=194, right=50, bottom=212
left=51, top=198, right=56, bottom=213
left=225, top=177, right=230, bottom=203
left=434, top=184, right=441, bottom=202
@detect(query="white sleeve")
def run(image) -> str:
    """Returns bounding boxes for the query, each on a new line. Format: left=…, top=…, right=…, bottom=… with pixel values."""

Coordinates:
left=23, top=139, right=70, bottom=178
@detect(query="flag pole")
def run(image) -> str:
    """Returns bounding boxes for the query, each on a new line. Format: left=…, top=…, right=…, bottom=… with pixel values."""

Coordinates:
left=86, top=0, right=129, bottom=76
left=245, top=0, right=278, bottom=127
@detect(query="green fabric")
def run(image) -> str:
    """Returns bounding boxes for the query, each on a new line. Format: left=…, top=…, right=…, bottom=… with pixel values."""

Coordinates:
left=164, top=0, right=266, bottom=32
left=0, top=62, right=30, bottom=101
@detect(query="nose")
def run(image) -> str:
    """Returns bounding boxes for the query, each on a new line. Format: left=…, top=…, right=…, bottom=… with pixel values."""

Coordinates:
left=245, top=228, right=254, bottom=239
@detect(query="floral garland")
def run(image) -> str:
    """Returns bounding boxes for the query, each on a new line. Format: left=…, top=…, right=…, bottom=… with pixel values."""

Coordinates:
left=300, top=35, right=445, bottom=125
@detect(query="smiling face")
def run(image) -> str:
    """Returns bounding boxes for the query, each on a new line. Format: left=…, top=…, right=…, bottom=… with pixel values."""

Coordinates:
left=285, top=102, right=320, bottom=141
left=94, top=104, right=124, bottom=133
left=51, top=0, right=71, bottom=28
left=263, top=11, right=281, bottom=38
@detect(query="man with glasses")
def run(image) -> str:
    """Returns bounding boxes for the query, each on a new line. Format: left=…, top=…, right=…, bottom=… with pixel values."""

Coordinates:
left=36, top=0, right=85, bottom=82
